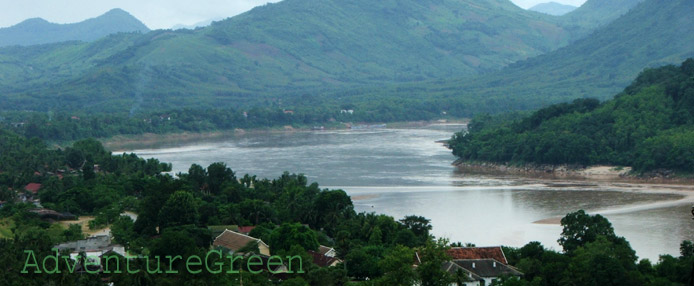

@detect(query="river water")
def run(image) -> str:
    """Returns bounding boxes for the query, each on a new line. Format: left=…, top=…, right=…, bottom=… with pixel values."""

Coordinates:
left=124, top=124, right=694, bottom=261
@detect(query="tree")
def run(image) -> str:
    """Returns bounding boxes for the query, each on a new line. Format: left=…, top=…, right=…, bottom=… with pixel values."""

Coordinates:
left=186, top=164, right=207, bottom=191
left=558, top=210, right=616, bottom=253
left=111, top=216, right=136, bottom=247
left=377, top=245, right=417, bottom=286
left=206, top=162, right=235, bottom=195
left=268, top=223, right=319, bottom=253
left=560, top=236, right=642, bottom=286
left=62, top=223, right=84, bottom=241
left=417, top=238, right=453, bottom=286
left=346, top=246, right=383, bottom=280
left=400, top=215, right=433, bottom=245
left=158, top=191, right=198, bottom=230
left=313, top=190, right=354, bottom=234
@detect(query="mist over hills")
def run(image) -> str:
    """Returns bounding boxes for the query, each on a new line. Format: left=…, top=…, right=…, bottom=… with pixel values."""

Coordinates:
left=0, top=9, right=149, bottom=47
left=529, top=2, right=577, bottom=16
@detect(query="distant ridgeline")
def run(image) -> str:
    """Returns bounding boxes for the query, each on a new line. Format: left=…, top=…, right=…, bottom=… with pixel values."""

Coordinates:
left=0, top=0, right=652, bottom=116
left=450, top=59, right=694, bottom=173
left=0, top=9, right=149, bottom=47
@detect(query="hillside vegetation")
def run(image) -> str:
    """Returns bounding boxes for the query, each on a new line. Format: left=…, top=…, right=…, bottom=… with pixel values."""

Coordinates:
left=344, top=0, right=694, bottom=117
left=450, top=59, right=694, bottom=173
left=0, top=0, right=623, bottom=114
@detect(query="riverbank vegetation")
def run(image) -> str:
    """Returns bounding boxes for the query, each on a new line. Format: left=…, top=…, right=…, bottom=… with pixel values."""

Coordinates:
left=0, top=102, right=453, bottom=142
left=450, top=59, right=694, bottom=174
left=0, top=129, right=451, bottom=285
left=1, top=124, right=694, bottom=285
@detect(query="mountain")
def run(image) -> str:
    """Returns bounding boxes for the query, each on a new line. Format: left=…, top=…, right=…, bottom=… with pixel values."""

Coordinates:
left=0, top=9, right=149, bottom=47
left=0, top=0, right=584, bottom=113
left=529, top=2, right=577, bottom=16
left=342, top=0, right=694, bottom=116
left=560, top=0, right=645, bottom=32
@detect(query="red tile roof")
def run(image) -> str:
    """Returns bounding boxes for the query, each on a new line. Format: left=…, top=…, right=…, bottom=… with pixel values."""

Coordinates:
left=238, top=226, right=256, bottom=234
left=24, top=183, right=42, bottom=194
left=447, top=247, right=508, bottom=264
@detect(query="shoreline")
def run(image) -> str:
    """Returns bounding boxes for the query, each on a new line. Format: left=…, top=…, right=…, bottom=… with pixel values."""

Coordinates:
left=452, top=161, right=694, bottom=225
left=454, top=160, right=694, bottom=184
left=102, top=119, right=468, bottom=151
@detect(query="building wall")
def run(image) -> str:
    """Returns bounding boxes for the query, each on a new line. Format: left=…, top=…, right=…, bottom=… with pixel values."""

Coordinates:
left=259, top=244, right=271, bottom=256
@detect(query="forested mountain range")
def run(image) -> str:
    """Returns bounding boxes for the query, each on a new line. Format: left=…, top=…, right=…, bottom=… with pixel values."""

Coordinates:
left=0, top=9, right=149, bottom=47
left=0, top=0, right=643, bottom=114
left=340, top=0, right=694, bottom=117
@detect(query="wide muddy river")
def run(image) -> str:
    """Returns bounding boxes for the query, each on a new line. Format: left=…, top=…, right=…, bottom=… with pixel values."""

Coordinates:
left=123, top=124, right=694, bottom=261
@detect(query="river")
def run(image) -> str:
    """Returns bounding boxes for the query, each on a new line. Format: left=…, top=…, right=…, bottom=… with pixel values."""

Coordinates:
left=122, top=124, right=694, bottom=261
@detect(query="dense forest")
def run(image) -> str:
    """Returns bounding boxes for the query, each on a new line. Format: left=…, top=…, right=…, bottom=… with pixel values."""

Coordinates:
left=1, top=128, right=693, bottom=285
left=450, top=58, right=694, bottom=173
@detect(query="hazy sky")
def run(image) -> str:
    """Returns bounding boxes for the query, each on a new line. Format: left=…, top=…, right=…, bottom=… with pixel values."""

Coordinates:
left=0, top=0, right=587, bottom=30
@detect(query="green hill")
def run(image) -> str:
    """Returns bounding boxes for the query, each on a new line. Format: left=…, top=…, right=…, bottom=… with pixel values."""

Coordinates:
left=0, top=9, right=150, bottom=47
left=0, top=0, right=674, bottom=118
left=342, top=0, right=694, bottom=117
left=560, top=0, right=644, bottom=32
left=449, top=58, right=694, bottom=173
left=0, top=0, right=590, bottom=113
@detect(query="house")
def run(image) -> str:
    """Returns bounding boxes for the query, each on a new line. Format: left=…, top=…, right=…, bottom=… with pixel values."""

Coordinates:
left=318, top=245, right=337, bottom=257
left=55, top=236, right=126, bottom=274
left=452, top=259, right=523, bottom=286
left=56, top=235, right=112, bottom=253
left=308, top=250, right=342, bottom=267
left=208, top=225, right=239, bottom=237
left=213, top=229, right=271, bottom=256
left=24, top=183, right=42, bottom=195
left=447, top=246, right=509, bottom=264
left=442, top=261, right=484, bottom=286
left=56, top=235, right=126, bottom=260
left=283, top=110, right=294, bottom=115
left=237, top=226, right=256, bottom=234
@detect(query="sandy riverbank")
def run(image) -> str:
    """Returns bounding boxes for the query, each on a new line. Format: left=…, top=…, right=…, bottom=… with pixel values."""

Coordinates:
left=529, top=179, right=694, bottom=225
left=455, top=160, right=694, bottom=184
left=452, top=160, right=694, bottom=225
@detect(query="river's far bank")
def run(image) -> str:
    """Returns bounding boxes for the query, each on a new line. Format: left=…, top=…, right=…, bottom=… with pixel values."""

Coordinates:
left=453, top=160, right=694, bottom=184
left=102, top=119, right=469, bottom=151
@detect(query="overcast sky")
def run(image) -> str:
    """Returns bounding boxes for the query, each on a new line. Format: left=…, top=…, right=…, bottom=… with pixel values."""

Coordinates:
left=0, top=0, right=587, bottom=30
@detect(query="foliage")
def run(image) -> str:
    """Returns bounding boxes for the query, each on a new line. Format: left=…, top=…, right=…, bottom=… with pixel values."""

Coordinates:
left=268, top=223, right=319, bottom=253
left=158, top=190, right=199, bottom=229
left=450, top=58, right=694, bottom=173
left=558, top=210, right=618, bottom=253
